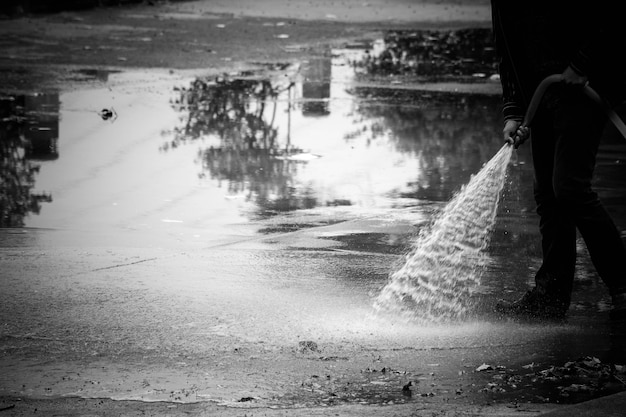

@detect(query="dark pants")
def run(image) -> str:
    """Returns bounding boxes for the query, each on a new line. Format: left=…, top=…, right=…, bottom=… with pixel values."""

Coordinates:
left=530, top=84, right=626, bottom=305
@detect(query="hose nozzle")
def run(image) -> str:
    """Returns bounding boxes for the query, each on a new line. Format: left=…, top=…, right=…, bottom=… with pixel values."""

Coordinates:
left=506, top=125, right=530, bottom=149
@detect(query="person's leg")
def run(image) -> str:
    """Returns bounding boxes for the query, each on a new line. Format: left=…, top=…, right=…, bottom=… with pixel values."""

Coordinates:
left=531, top=97, right=577, bottom=307
left=551, top=86, right=626, bottom=299
left=495, top=89, right=575, bottom=319
left=496, top=84, right=626, bottom=320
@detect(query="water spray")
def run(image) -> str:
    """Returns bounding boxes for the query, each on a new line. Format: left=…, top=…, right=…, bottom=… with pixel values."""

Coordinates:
left=374, top=74, right=626, bottom=324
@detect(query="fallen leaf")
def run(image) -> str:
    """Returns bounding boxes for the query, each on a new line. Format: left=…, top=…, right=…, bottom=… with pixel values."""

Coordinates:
left=476, top=363, right=493, bottom=372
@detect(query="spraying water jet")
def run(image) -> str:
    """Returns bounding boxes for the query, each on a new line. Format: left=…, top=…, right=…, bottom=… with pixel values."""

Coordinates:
left=374, top=75, right=626, bottom=324
left=374, top=143, right=512, bottom=323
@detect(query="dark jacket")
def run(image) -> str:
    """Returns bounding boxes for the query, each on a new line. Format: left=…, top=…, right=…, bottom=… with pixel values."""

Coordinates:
left=491, top=0, right=626, bottom=122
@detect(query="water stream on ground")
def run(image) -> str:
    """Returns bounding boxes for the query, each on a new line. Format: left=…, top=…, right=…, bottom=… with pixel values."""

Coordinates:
left=375, top=144, right=513, bottom=322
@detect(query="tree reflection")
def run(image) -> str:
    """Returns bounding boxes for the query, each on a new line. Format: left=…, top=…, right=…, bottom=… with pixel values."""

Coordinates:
left=345, top=89, right=503, bottom=202
left=347, top=28, right=503, bottom=202
left=354, top=28, right=496, bottom=80
left=0, top=94, right=54, bottom=227
left=165, top=28, right=504, bottom=217
left=164, top=76, right=317, bottom=217
left=164, top=77, right=282, bottom=150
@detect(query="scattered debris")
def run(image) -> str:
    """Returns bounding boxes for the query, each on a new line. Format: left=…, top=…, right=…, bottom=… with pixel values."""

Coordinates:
left=317, top=356, right=349, bottom=361
left=482, top=382, right=506, bottom=394
left=476, top=363, right=494, bottom=372
left=401, top=381, right=418, bottom=396
left=370, top=381, right=389, bottom=385
left=362, top=367, right=404, bottom=375
left=237, top=397, right=255, bottom=402
left=99, top=107, right=117, bottom=121
left=480, top=356, right=626, bottom=403
left=298, top=340, right=319, bottom=353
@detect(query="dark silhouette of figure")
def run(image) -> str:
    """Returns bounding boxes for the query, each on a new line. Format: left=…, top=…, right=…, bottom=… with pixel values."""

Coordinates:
left=491, top=0, right=626, bottom=322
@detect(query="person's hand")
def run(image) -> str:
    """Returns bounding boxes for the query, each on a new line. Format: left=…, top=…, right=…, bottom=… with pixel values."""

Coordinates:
left=561, top=65, right=588, bottom=86
left=503, top=119, right=530, bottom=149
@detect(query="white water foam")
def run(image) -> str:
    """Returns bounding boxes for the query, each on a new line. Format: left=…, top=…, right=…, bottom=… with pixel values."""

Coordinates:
left=374, top=144, right=513, bottom=323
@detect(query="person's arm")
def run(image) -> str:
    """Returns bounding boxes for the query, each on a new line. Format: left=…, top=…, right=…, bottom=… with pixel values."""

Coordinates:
left=491, top=0, right=526, bottom=145
left=500, top=60, right=528, bottom=147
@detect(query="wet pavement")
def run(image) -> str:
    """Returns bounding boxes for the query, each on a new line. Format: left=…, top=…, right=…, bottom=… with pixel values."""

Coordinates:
left=2, top=2, right=626, bottom=416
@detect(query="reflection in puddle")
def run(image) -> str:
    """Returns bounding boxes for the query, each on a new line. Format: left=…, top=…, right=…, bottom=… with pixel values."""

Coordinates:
left=353, top=28, right=496, bottom=80
left=1, top=28, right=506, bottom=233
left=70, top=68, right=121, bottom=83
left=163, top=76, right=318, bottom=216
left=0, top=93, right=56, bottom=227
left=302, top=57, right=331, bottom=116
left=164, top=62, right=504, bottom=221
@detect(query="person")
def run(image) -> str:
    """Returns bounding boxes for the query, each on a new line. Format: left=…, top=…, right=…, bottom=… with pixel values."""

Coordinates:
left=490, top=0, right=626, bottom=321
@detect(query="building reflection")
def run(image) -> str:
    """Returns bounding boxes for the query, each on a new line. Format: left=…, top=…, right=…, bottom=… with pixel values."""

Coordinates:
left=301, top=58, right=331, bottom=117
left=0, top=93, right=56, bottom=227
left=23, top=94, right=60, bottom=160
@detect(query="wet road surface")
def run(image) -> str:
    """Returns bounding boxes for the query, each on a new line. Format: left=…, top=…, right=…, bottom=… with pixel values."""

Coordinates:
left=2, top=21, right=626, bottom=414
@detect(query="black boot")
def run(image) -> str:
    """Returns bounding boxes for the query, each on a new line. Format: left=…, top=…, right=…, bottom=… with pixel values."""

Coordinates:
left=495, top=287, right=568, bottom=321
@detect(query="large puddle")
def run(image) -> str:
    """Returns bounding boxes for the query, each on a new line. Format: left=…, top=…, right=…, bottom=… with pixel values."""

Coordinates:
left=2, top=28, right=626, bottom=407
left=2, top=29, right=501, bottom=231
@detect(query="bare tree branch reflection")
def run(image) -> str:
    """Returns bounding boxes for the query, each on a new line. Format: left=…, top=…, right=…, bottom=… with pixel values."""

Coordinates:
left=164, top=76, right=317, bottom=217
